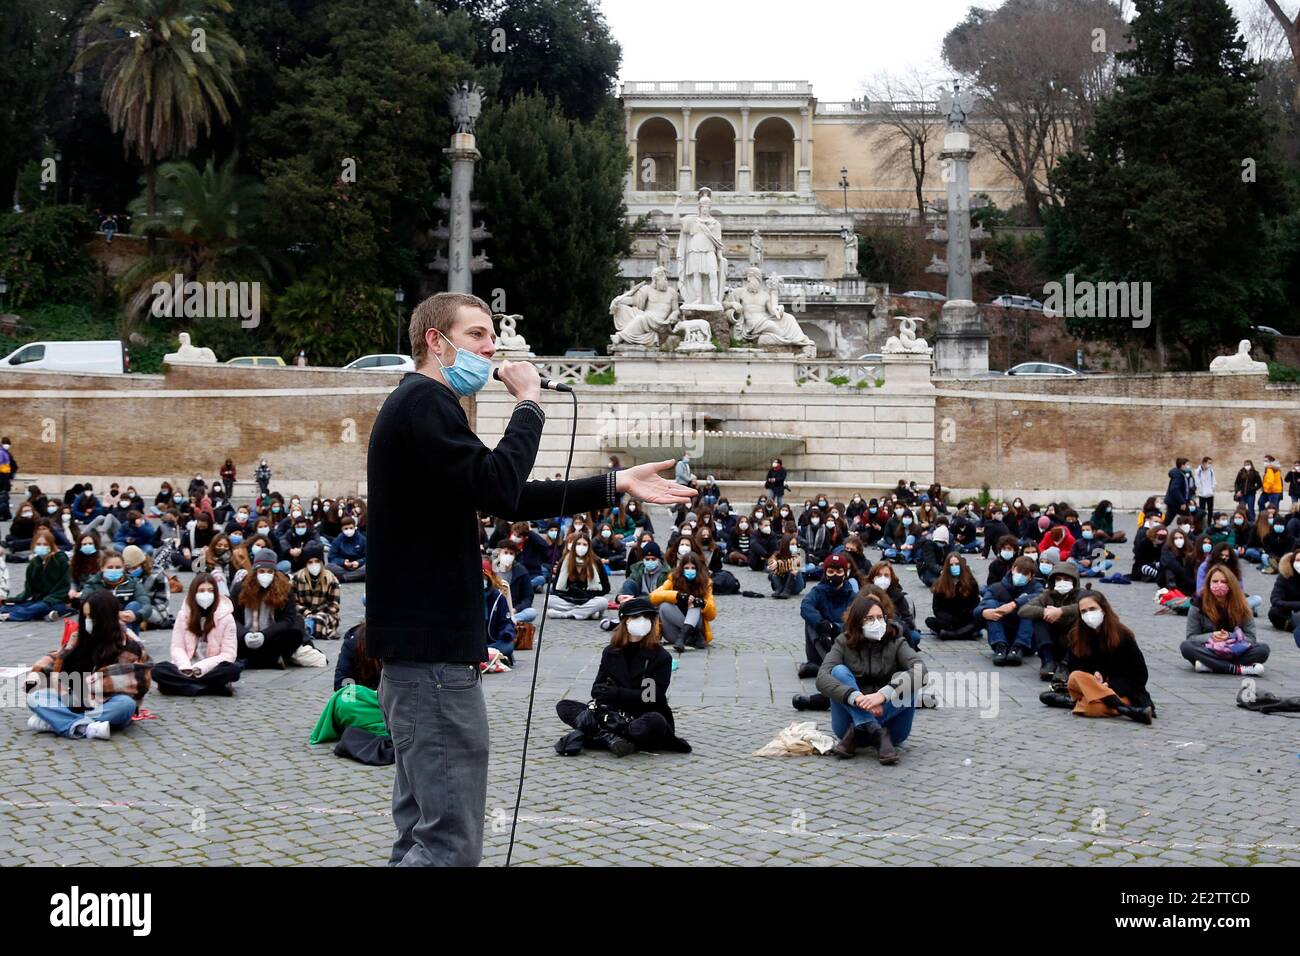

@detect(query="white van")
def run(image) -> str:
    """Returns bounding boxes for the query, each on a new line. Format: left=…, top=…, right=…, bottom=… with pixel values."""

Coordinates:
left=0, top=340, right=127, bottom=374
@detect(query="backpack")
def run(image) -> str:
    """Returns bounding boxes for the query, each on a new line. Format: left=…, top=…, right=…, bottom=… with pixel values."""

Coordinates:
left=711, top=569, right=740, bottom=595
left=1236, top=683, right=1300, bottom=716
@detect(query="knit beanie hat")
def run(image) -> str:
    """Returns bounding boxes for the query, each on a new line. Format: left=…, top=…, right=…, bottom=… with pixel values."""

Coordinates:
left=121, top=545, right=146, bottom=569
left=640, top=542, right=663, bottom=559
left=932, top=526, right=950, bottom=544
left=252, top=547, right=278, bottom=570
left=1041, top=546, right=1062, bottom=565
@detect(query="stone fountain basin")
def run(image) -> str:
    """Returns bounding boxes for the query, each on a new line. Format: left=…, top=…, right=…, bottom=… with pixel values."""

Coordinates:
left=601, top=430, right=804, bottom=471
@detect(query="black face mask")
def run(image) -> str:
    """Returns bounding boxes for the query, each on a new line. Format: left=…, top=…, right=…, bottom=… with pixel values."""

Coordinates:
left=825, top=574, right=846, bottom=587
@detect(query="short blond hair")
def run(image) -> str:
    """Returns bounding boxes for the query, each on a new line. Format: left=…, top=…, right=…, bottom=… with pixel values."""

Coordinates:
left=408, top=292, right=491, bottom=364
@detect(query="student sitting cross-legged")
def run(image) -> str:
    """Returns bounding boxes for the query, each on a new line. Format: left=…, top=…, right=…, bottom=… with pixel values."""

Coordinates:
left=817, top=591, right=926, bottom=765
left=152, top=572, right=245, bottom=696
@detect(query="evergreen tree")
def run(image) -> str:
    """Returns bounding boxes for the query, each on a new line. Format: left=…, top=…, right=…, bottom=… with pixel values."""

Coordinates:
left=1047, top=0, right=1290, bottom=369
left=474, top=94, right=630, bottom=355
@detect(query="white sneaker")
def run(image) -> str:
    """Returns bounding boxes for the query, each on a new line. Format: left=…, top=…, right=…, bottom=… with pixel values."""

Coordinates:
left=1239, top=663, right=1265, bottom=676
left=290, top=644, right=328, bottom=668
left=45, top=610, right=60, bottom=622
left=26, top=715, right=52, bottom=733
left=1193, top=661, right=1211, bottom=673
left=84, top=721, right=112, bottom=741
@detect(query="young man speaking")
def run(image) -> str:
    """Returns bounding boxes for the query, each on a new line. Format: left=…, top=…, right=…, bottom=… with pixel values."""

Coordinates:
left=366, top=292, right=696, bottom=866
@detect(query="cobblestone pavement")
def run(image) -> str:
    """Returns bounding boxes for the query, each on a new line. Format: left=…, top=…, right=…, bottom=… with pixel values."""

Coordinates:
left=2, top=511, right=1297, bottom=866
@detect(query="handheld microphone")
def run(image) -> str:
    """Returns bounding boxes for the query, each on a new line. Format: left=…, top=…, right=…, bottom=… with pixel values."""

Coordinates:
left=492, top=367, right=574, bottom=393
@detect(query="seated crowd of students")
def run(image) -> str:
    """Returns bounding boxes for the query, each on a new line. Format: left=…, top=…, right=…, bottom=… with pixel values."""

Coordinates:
left=5, top=476, right=366, bottom=739
left=8, top=462, right=1298, bottom=762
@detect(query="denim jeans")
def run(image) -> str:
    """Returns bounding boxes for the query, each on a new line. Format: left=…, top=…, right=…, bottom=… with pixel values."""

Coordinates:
left=379, top=661, right=488, bottom=867
left=4, top=601, right=67, bottom=622
left=530, top=573, right=547, bottom=592
left=827, top=665, right=915, bottom=744
left=27, top=689, right=136, bottom=737
left=986, top=612, right=1034, bottom=649
left=514, top=607, right=538, bottom=624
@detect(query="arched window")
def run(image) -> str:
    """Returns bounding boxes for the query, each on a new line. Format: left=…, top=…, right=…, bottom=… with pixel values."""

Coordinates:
left=753, top=117, right=795, bottom=191
left=694, top=116, right=736, bottom=192
left=635, top=117, right=677, bottom=191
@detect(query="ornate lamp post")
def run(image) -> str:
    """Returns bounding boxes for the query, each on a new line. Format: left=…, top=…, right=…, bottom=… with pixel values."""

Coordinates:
left=838, top=166, right=850, bottom=215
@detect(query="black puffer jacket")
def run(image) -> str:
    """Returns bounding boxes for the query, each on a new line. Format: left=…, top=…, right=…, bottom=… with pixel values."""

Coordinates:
left=590, top=644, right=689, bottom=749
left=1064, top=632, right=1154, bottom=712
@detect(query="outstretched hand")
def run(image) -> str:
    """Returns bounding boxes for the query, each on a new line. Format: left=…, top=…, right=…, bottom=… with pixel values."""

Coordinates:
left=616, top=459, right=698, bottom=507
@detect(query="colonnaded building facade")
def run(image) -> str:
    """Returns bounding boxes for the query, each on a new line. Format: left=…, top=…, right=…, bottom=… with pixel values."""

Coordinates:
left=616, top=79, right=1024, bottom=355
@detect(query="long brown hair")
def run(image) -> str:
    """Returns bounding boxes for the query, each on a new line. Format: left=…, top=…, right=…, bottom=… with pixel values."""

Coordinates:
left=609, top=614, right=663, bottom=651
left=184, top=573, right=221, bottom=640
left=71, top=533, right=102, bottom=581
left=31, top=526, right=58, bottom=561
left=239, top=567, right=291, bottom=611
left=1199, top=564, right=1251, bottom=628
left=1068, top=591, right=1133, bottom=656
left=671, top=552, right=710, bottom=598
left=931, top=552, right=977, bottom=599
left=866, top=560, right=898, bottom=591
left=843, top=593, right=898, bottom=649
left=562, top=532, right=598, bottom=584
left=351, top=622, right=382, bottom=689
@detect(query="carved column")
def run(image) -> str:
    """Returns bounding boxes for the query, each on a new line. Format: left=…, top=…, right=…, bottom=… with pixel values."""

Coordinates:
left=738, top=106, right=752, bottom=193
left=679, top=107, right=693, bottom=193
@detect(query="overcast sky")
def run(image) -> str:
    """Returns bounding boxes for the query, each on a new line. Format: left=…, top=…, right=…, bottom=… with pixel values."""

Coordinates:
left=598, top=0, right=1286, bottom=101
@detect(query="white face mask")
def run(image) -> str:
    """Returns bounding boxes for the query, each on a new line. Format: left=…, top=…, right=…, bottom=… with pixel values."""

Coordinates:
left=864, top=619, right=887, bottom=641
left=1053, top=579, right=1073, bottom=595
left=307, top=562, right=323, bottom=577
left=83, top=618, right=94, bottom=634
left=1173, top=537, right=1185, bottom=548
left=1081, top=609, right=1105, bottom=630
left=678, top=544, right=691, bottom=557
left=196, top=591, right=215, bottom=609
left=575, top=544, right=589, bottom=557
left=343, top=527, right=356, bottom=536
left=626, top=617, right=653, bottom=640
left=499, top=553, right=515, bottom=568
left=256, top=571, right=275, bottom=588
left=873, top=575, right=892, bottom=590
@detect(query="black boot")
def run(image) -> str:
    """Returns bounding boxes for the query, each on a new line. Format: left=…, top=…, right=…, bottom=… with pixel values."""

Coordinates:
left=1052, top=661, right=1069, bottom=683
left=598, top=732, right=636, bottom=757
left=832, top=726, right=858, bottom=758
left=681, top=624, right=700, bottom=650
left=876, top=726, right=899, bottom=765
left=1116, top=704, right=1153, bottom=724
left=796, top=662, right=819, bottom=679
left=1038, top=657, right=1055, bottom=681
left=1006, top=645, right=1024, bottom=666
left=1039, top=690, right=1075, bottom=709
left=991, top=643, right=1009, bottom=666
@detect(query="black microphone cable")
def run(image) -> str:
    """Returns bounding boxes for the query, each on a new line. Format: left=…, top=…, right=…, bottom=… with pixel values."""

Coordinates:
left=506, top=386, right=578, bottom=866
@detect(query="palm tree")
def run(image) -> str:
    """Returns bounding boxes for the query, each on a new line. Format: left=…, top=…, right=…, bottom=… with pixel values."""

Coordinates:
left=120, top=153, right=271, bottom=323
left=72, top=0, right=244, bottom=241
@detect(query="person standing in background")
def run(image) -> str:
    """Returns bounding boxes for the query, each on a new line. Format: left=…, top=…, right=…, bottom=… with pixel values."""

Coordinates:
left=1260, top=456, right=1284, bottom=512
left=1193, top=456, right=1215, bottom=516
left=0, top=437, right=15, bottom=521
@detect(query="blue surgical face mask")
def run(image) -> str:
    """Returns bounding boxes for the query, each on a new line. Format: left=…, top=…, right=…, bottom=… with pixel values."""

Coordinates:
left=682, top=568, right=697, bottom=581
left=229, top=534, right=243, bottom=546
left=1201, top=542, right=1212, bottom=553
left=1082, top=530, right=1093, bottom=540
left=999, top=549, right=1015, bottom=561
left=643, top=559, right=659, bottom=573
left=103, top=568, right=124, bottom=583
left=901, top=517, right=913, bottom=527
left=868, top=506, right=877, bottom=514
left=1038, top=562, right=1053, bottom=577
left=1274, top=524, right=1285, bottom=534
left=434, top=330, right=493, bottom=396
left=33, top=545, right=51, bottom=558
left=948, top=564, right=962, bottom=577
left=1011, top=572, right=1029, bottom=587
left=129, top=567, right=143, bottom=579
left=80, top=544, right=97, bottom=556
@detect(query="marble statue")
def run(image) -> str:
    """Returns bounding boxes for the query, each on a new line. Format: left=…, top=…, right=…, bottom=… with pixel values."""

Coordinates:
left=673, top=187, right=726, bottom=308
left=656, top=228, right=672, bottom=271
left=449, top=81, right=485, bottom=134
left=723, top=267, right=815, bottom=355
left=748, top=229, right=764, bottom=268
left=163, top=332, right=217, bottom=364
left=609, top=267, right=680, bottom=348
left=938, top=81, right=975, bottom=134
left=1209, top=339, right=1268, bottom=374
left=882, top=315, right=930, bottom=354
left=494, top=313, right=532, bottom=354
left=842, top=226, right=858, bottom=277
left=672, top=317, right=715, bottom=350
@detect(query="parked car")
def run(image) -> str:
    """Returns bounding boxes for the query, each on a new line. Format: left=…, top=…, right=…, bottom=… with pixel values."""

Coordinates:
left=563, top=348, right=599, bottom=358
left=991, top=294, right=1059, bottom=317
left=343, top=353, right=415, bottom=372
left=1251, top=325, right=1282, bottom=337
left=225, top=356, right=286, bottom=367
left=901, top=290, right=946, bottom=302
left=1006, top=362, right=1081, bottom=377
left=856, top=352, right=884, bottom=364
left=1, top=340, right=126, bottom=374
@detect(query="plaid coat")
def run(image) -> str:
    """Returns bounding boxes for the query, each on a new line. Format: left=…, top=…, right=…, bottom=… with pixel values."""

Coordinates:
left=29, top=628, right=153, bottom=705
left=292, top=567, right=341, bottom=638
